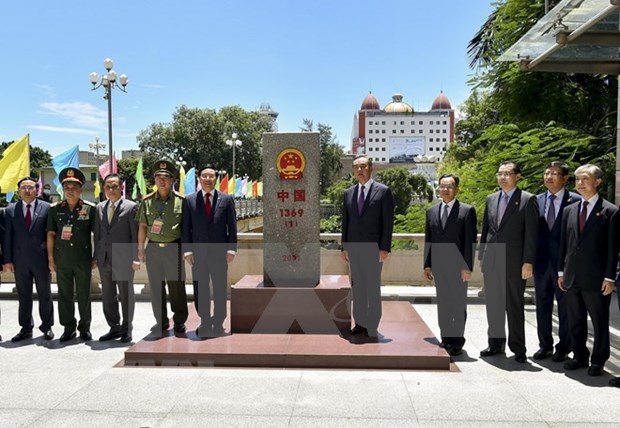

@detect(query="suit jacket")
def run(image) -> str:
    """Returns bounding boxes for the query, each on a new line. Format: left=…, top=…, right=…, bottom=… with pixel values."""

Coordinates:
left=341, top=181, right=394, bottom=252
left=424, top=200, right=477, bottom=272
left=0, top=207, right=5, bottom=266
left=182, top=189, right=237, bottom=255
left=558, top=196, right=620, bottom=291
left=534, top=190, right=580, bottom=273
left=479, top=188, right=538, bottom=272
left=93, top=198, right=139, bottom=276
left=3, top=200, right=50, bottom=270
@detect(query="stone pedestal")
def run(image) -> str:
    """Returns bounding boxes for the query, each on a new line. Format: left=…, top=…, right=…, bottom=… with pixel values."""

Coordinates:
left=231, top=275, right=351, bottom=334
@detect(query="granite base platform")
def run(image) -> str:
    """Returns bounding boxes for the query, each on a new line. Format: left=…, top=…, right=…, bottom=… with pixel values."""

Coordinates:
left=122, top=301, right=452, bottom=370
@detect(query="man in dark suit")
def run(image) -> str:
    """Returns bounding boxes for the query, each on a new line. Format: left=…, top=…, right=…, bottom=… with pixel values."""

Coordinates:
left=424, top=174, right=477, bottom=356
left=479, top=161, right=538, bottom=363
left=532, top=162, right=580, bottom=362
left=341, top=155, right=394, bottom=338
left=94, top=174, right=139, bottom=343
left=0, top=204, right=5, bottom=342
left=183, top=165, right=237, bottom=337
left=3, top=177, right=54, bottom=341
left=558, top=164, right=619, bottom=377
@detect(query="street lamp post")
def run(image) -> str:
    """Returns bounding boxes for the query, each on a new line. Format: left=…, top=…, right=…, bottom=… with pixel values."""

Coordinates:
left=225, top=132, right=242, bottom=178
left=89, top=58, right=128, bottom=175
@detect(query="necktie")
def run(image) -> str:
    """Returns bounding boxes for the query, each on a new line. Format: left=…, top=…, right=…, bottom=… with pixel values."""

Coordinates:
left=579, top=200, right=589, bottom=233
left=441, top=204, right=449, bottom=229
left=546, top=194, right=556, bottom=229
left=497, top=193, right=509, bottom=226
left=357, top=185, right=365, bottom=215
left=25, top=203, right=32, bottom=229
left=205, top=192, right=212, bottom=218
left=108, top=202, right=115, bottom=223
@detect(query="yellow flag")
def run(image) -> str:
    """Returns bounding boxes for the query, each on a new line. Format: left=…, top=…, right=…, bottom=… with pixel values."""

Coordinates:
left=257, top=181, right=263, bottom=197
left=94, top=179, right=101, bottom=200
left=0, top=134, right=30, bottom=193
left=228, top=174, right=235, bottom=195
left=178, top=164, right=186, bottom=195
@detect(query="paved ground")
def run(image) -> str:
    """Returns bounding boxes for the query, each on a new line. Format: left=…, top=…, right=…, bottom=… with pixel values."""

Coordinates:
left=0, top=286, right=619, bottom=427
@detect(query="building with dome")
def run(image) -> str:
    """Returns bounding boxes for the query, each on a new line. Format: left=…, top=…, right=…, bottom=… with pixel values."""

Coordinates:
left=351, top=91, right=455, bottom=162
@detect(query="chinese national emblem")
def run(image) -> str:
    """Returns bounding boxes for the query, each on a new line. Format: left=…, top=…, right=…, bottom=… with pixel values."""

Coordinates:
left=277, top=148, right=305, bottom=180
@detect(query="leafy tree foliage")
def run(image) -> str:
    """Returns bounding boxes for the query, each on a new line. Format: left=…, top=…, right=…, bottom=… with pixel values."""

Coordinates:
left=137, top=105, right=273, bottom=180
left=300, top=119, right=345, bottom=195
left=375, top=167, right=433, bottom=215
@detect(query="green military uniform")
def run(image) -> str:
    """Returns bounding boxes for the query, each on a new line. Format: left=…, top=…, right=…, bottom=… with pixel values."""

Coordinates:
left=136, top=160, right=188, bottom=332
left=47, top=168, right=95, bottom=337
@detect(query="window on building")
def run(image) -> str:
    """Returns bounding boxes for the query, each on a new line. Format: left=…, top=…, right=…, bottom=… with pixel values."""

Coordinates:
left=382, top=147, right=386, bottom=151
left=382, top=130, right=386, bottom=134
left=411, top=121, right=415, bottom=125
left=429, top=138, right=433, bottom=142
left=400, top=121, right=404, bottom=125
left=442, top=129, right=447, bottom=133
left=430, top=130, right=434, bottom=133
left=400, top=130, right=404, bottom=133
left=419, top=121, right=423, bottom=125
left=381, top=121, right=386, bottom=125
left=369, top=121, right=373, bottom=125
left=392, top=130, right=396, bottom=134
left=381, top=138, right=386, bottom=142
left=443, top=121, right=447, bottom=125
left=429, top=147, right=434, bottom=151
left=369, top=130, right=373, bottom=134
left=393, top=121, right=397, bottom=125
left=382, top=157, right=386, bottom=161
left=442, top=138, right=446, bottom=142
left=430, top=121, right=434, bottom=125
left=91, top=172, right=97, bottom=181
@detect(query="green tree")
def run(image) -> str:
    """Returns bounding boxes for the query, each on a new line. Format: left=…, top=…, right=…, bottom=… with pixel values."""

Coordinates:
left=300, top=119, right=345, bottom=195
left=324, top=176, right=356, bottom=214
left=137, top=105, right=273, bottom=180
left=375, top=167, right=413, bottom=215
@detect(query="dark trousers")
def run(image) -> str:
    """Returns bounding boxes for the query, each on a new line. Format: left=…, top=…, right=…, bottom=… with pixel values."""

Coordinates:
left=15, top=264, right=54, bottom=332
left=483, top=260, right=526, bottom=354
left=56, top=263, right=92, bottom=333
left=534, top=264, right=570, bottom=353
left=348, top=244, right=382, bottom=331
left=192, top=249, right=228, bottom=327
left=566, top=286, right=610, bottom=366
left=98, top=262, right=135, bottom=335
left=145, top=242, right=187, bottom=327
left=434, top=267, right=467, bottom=348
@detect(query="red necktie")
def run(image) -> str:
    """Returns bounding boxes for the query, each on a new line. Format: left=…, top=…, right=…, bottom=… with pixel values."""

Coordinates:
left=25, top=203, right=32, bottom=230
left=579, top=200, right=589, bottom=233
left=204, top=192, right=212, bottom=218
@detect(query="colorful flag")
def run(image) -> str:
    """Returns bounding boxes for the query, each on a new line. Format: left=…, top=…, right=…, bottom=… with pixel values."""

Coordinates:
left=0, top=134, right=30, bottom=193
left=235, top=176, right=242, bottom=198
left=220, top=174, right=229, bottom=193
left=52, top=145, right=79, bottom=198
left=132, top=157, right=147, bottom=199
left=252, top=180, right=258, bottom=198
left=257, top=181, right=263, bottom=197
left=184, top=167, right=196, bottom=195
left=122, top=180, right=126, bottom=199
left=241, top=176, right=248, bottom=198
left=99, top=152, right=118, bottom=179
left=228, top=174, right=235, bottom=195
left=178, top=164, right=186, bottom=195
left=94, top=178, right=101, bottom=200
left=37, top=174, right=43, bottom=197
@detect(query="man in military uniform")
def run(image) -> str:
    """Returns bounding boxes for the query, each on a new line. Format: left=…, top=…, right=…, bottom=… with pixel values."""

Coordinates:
left=46, top=168, right=96, bottom=342
left=137, top=159, right=188, bottom=335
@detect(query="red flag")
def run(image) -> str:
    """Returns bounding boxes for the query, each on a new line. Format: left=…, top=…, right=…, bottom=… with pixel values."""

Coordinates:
left=98, top=152, right=118, bottom=179
left=220, top=174, right=229, bottom=193
left=252, top=180, right=258, bottom=198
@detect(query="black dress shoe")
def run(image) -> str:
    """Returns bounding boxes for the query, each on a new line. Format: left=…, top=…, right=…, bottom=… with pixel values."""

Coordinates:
left=551, top=350, right=568, bottom=362
left=446, top=344, right=463, bottom=356
left=11, top=331, right=33, bottom=342
left=588, top=364, right=604, bottom=376
left=609, top=377, right=620, bottom=387
left=120, top=334, right=132, bottom=343
left=59, top=330, right=77, bottom=342
left=533, top=348, right=552, bottom=360
left=350, top=324, right=367, bottom=335
left=480, top=346, right=505, bottom=357
left=173, top=323, right=186, bottom=333
left=43, top=329, right=54, bottom=341
left=99, top=330, right=122, bottom=341
left=515, top=353, right=527, bottom=363
left=80, top=331, right=93, bottom=341
left=439, top=340, right=448, bottom=349
left=563, top=358, right=588, bottom=370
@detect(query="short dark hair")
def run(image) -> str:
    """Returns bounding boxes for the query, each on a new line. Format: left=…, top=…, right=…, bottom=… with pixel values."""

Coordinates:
left=438, top=173, right=459, bottom=187
left=17, top=176, right=38, bottom=188
left=499, top=160, right=521, bottom=174
left=353, top=154, right=372, bottom=167
left=103, top=173, right=121, bottom=183
left=546, top=161, right=569, bottom=176
left=198, top=164, right=218, bottom=176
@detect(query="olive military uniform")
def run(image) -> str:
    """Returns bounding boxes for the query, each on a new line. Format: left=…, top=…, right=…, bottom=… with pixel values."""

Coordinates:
left=47, top=188, right=96, bottom=336
left=137, top=161, right=187, bottom=331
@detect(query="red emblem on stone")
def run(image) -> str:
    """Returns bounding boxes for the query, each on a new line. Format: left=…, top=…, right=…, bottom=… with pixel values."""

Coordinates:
left=277, top=148, right=305, bottom=180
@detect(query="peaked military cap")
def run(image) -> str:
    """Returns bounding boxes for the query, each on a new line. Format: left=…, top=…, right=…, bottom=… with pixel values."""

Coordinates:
left=153, top=159, right=177, bottom=179
left=59, top=167, right=86, bottom=187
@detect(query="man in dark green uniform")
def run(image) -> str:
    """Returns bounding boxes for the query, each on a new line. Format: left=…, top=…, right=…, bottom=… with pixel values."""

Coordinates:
left=137, top=159, right=188, bottom=335
left=47, top=168, right=96, bottom=342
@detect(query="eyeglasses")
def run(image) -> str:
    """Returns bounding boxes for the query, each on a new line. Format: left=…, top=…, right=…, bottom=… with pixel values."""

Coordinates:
left=438, top=185, right=456, bottom=191
left=353, top=164, right=369, bottom=170
left=104, top=185, right=120, bottom=190
left=200, top=174, right=216, bottom=179
left=543, top=171, right=564, bottom=177
left=495, top=172, right=515, bottom=178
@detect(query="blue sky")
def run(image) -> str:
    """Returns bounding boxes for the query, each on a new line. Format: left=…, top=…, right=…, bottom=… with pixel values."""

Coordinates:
left=0, top=1, right=493, bottom=158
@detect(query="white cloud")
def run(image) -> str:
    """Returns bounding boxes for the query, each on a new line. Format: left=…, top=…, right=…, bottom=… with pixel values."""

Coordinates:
left=27, top=125, right=95, bottom=135
left=33, top=83, right=57, bottom=98
left=38, top=101, right=107, bottom=128
left=142, top=83, right=165, bottom=89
